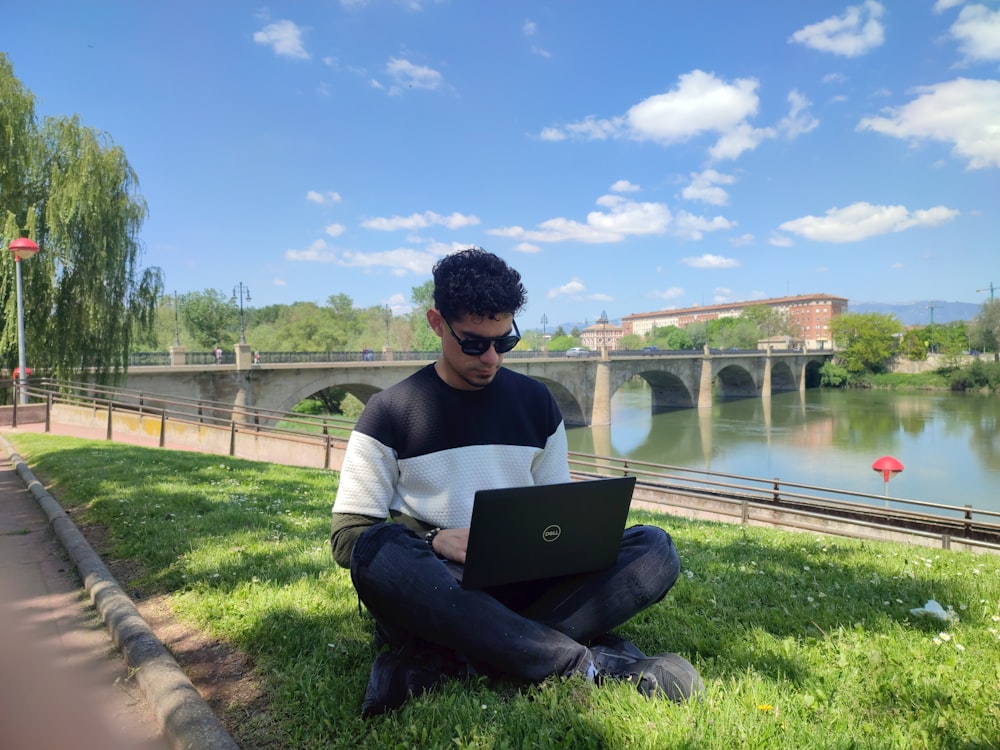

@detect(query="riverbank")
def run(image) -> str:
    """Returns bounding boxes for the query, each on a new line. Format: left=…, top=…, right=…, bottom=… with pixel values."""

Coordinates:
left=6, top=431, right=1000, bottom=750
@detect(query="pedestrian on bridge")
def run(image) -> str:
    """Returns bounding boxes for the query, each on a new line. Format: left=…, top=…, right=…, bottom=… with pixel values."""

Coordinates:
left=330, top=247, right=702, bottom=716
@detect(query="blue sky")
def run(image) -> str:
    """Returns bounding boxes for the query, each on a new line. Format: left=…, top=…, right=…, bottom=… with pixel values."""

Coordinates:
left=5, top=1, right=999, bottom=329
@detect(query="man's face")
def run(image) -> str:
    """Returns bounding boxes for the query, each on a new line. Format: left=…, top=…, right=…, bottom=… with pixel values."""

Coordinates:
left=427, top=309, right=514, bottom=390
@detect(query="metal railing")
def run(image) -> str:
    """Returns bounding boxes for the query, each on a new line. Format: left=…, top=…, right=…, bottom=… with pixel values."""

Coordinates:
left=5, top=378, right=998, bottom=551
left=568, top=451, right=1000, bottom=544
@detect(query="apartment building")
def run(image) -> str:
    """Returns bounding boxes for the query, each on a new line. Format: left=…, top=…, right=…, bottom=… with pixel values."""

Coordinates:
left=621, top=293, right=848, bottom=350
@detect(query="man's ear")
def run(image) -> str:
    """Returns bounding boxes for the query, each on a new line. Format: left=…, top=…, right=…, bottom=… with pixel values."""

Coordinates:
left=426, top=308, right=444, bottom=338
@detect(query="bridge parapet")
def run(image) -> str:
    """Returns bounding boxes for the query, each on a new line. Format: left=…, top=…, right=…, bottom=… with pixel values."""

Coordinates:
left=122, top=351, right=831, bottom=427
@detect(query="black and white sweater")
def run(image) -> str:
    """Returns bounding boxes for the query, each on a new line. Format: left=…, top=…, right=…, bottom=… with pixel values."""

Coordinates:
left=330, top=364, right=569, bottom=567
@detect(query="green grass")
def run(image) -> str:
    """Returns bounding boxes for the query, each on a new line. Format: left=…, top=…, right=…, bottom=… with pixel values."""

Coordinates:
left=8, top=433, right=1000, bottom=749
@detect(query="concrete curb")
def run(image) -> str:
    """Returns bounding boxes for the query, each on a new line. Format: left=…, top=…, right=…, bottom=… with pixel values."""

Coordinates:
left=0, top=435, right=240, bottom=750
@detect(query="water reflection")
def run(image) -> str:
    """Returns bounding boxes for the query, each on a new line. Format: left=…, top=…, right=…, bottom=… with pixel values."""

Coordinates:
left=565, top=380, right=1000, bottom=512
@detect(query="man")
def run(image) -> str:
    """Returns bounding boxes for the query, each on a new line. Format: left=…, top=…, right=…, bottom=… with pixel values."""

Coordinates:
left=330, top=248, right=702, bottom=716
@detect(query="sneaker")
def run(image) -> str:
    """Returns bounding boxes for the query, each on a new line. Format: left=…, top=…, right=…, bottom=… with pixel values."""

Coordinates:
left=589, top=633, right=646, bottom=661
left=361, top=645, right=465, bottom=718
left=590, top=645, right=705, bottom=702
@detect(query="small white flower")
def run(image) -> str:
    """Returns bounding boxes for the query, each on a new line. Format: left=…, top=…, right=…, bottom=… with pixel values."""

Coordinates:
left=955, top=643, right=965, bottom=652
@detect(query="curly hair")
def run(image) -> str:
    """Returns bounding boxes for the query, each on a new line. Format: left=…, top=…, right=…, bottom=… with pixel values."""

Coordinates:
left=432, top=247, right=527, bottom=322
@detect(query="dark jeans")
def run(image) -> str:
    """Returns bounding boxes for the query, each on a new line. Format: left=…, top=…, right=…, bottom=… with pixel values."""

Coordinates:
left=350, top=522, right=680, bottom=682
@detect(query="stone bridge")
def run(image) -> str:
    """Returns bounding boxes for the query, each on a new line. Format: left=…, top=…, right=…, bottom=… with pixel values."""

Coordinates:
left=121, top=350, right=830, bottom=427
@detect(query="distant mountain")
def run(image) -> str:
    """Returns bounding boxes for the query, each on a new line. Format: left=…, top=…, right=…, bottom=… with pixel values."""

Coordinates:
left=848, top=300, right=981, bottom=326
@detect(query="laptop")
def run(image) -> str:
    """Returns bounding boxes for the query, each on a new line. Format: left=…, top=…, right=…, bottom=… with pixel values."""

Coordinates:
left=459, top=476, right=637, bottom=590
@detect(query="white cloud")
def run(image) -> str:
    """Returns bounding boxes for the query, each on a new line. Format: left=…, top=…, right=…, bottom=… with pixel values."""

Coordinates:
left=523, top=20, right=537, bottom=36
left=253, top=20, right=310, bottom=60
left=540, top=70, right=775, bottom=161
left=934, top=0, right=967, bottom=12
left=778, top=90, right=820, bottom=138
left=673, top=210, right=736, bottom=240
left=949, top=4, right=1000, bottom=63
left=769, top=233, right=794, bottom=247
left=338, top=247, right=442, bottom=275
left=610, top=180, right=641, bottom=193
left=362, top=211, right=480, bottom=231
left=547, top=279, right=587, bottom=299
left=306, top=190, right=342, bottom=204
left=514, top=242, right=542, bottom=254
left=325, top=223, right=346, bottom=237
left=385, top=57, right=445, bottom=95
left=857, top=78, right=1000, bottom=169
left=709, top=121, right=775, bottom=161
left=652, top=287, right=685, bottom=300
left=730, top=233, right=754, bottom=246
left=489, top=194, right=672, bottom=244
left=789, top=1, right=885, bottom=57
left=285, top=238, right=445, bottom=276
left=285, top=239, right=336, bottom=262
left=779, top=202, right=959, bottom=242
left=682, top=169, right=736, bottom=206
left=681, top=254, right=741, bottom=269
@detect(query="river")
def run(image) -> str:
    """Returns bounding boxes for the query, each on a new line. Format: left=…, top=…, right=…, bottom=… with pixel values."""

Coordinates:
left=564, top=383, right=1000, bottom=515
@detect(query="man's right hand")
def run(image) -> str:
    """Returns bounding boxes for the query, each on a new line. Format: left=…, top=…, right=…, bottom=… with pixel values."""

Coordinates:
left=431, top=528, right=469, bottom=564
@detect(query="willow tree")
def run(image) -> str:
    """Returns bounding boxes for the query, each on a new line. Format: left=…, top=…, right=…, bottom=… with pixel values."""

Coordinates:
left=0, top=54, right=161, bottom=384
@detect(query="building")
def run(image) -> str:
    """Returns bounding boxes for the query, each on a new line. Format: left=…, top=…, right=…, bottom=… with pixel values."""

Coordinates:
left=580, top=319, right=624, bottom=352
left=621, top=293, right=848, bottom=350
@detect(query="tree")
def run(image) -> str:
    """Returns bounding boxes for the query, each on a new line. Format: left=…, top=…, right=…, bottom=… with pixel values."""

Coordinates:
left=619, top=333, right=643, bottom=350
left=830, top=312, right=902, bottom=374
left=741, top=305, right=796, bottom=341
left=969, top=300, right=1000, bottom=359
left=1, top=55, right=162, bottom=383
left=180, top=290, right=238, bottom=349
left=409, top=281, right=439, bottom=352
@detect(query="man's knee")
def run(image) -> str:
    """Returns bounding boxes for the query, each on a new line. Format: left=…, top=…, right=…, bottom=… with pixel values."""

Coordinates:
left=626, top=525, right=680, bottom=601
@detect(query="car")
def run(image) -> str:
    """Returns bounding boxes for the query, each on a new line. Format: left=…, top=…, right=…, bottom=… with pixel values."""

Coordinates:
left=565, top=347, right=591, bottom=358
left=641, top=346, right=659, bottom=355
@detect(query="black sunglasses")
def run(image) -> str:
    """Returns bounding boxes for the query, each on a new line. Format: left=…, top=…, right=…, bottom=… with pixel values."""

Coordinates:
left=443, top=318, right=521, bottom=356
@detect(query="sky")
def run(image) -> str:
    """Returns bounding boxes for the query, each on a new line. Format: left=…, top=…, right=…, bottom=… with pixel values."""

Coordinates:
left=4, top=0, right=999, bottom=330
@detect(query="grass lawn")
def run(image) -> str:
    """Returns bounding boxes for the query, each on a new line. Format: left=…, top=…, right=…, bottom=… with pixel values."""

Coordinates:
left=8, top=433, right=999, bottom=750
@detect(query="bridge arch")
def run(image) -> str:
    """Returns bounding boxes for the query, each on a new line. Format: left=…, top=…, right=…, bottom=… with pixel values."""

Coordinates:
left=714, top=362, right=762, bottom=400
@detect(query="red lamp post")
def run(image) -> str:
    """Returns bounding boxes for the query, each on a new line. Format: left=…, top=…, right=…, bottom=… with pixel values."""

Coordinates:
left=8, top=237, right=40, bottom=405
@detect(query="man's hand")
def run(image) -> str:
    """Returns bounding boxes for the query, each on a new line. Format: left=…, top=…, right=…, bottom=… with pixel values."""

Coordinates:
left=431, top=527, right=469, bottom=564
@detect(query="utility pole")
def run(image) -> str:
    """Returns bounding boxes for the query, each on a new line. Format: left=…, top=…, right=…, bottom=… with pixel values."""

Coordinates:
left=927, top=304, right=937, bottom=354
left=976, top=282, right=996, bottom=301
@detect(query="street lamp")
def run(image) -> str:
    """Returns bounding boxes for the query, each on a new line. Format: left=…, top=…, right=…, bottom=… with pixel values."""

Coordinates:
left=382, top=304, right=392, bottom=348
left=8, top=237, right=40, bottom=405
left=173, top=290, right=181, bottom=346
left=540, top=314, right=548, bottom=351
left=232, top=282, right=251, bottom=344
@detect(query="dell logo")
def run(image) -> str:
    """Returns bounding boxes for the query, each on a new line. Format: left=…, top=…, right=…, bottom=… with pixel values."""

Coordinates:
left=542, top=524, right=561, bottom=542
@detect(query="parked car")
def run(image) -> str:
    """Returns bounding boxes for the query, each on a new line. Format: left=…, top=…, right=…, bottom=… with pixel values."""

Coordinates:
left=565, top=347, right=591, bottom=358
left=641, top=346, right=659, bottom=355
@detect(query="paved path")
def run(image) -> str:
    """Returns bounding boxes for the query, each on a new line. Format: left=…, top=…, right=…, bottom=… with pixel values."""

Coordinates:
left=0, top=421, right=239, bottom=750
